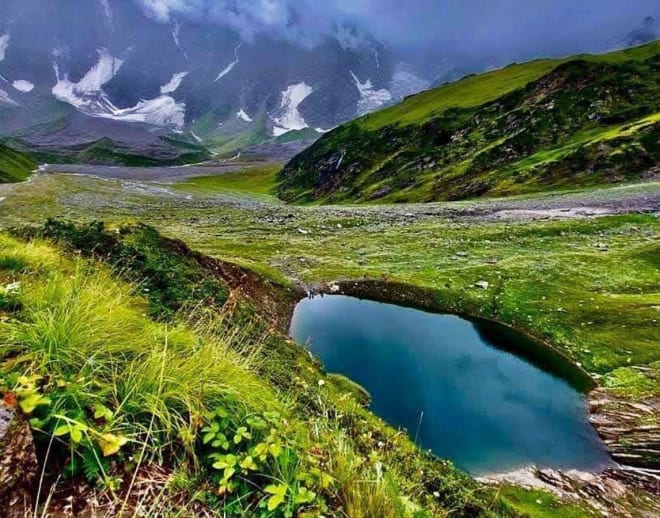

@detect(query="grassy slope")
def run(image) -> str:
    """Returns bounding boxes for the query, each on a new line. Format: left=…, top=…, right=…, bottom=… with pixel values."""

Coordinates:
left=0, top=171, right=657, bottom=514
left=0, top=143, right=37, bottom=183
left=360, top=42, right=659, bottom=130
left=360, top=59, right=562, bottom=130
left=279, top=41, right=660, bottom=204
left=175, top=164, right=282, bottom=198
left=2, top=175, right=658, bottom=402
left=1, top=223, right=575, bottom=517
left=7, top=135, right=211, bottom=167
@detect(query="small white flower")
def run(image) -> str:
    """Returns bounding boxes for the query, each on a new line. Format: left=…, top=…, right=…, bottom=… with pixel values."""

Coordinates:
left=318, top=379, right=325, bottom=387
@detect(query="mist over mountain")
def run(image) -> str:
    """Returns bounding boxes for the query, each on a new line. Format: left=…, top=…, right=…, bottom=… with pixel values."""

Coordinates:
left=0, top=0, right=657, bottom=160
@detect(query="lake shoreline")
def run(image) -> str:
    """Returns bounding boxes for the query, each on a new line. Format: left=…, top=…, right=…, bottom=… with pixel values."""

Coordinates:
left=276, top=277, right=658, bottom=495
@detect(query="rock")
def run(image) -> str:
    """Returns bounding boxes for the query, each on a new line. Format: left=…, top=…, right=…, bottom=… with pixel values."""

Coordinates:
left=479, top=464, right=659, bottom=517
left=475, top=281, right=489, bottom=290
left=589, top=387, right=660, bottom=469
left=0, top=401, right=38, bottom=517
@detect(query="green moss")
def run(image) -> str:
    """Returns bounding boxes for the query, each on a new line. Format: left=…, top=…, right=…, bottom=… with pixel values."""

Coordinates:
left=497, top=486, right=594, bottom=518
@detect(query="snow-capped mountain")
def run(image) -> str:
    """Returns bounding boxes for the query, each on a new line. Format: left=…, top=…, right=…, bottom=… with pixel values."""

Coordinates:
left=0, top=0, right=432, bottom=156
left=1, top=1, right=655, bottom=162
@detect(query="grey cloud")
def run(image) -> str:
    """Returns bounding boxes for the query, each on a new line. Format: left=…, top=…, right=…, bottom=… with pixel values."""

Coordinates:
left=133, top=0, right=659, bottom=64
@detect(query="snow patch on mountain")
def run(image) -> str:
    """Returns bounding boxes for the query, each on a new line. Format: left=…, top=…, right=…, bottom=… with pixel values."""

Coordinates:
left=215, top=42, right=242, bottom=82
left=236, top=109, right=253, bottom=122
left=389, top=63, right=431, bottom=100
left=171, top=22, right=189, bottom=61
left=161, top=71, right=188, bottom=94
left=101, top=96, right=186, bottom=127
left=98, top=0, right=114, bottom=30
left=52, top=48, right=124, bottom=107
left=0, top=88, right=17, bottom=106
left=12, top=80, right=35, bottom=93
left=52, top=49, right=185, bottom=128
left=272, top=82, right=313, bottom=137
left=350, top=71, right=391, bottom=115
left=0, top=35, right=10, bottom=62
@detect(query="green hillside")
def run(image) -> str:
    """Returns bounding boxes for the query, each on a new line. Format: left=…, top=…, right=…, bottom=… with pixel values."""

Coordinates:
left=0, top=143, right=37, bottom=183
left=279, top=41, right=660, bottom=203
left=1, top=221, right=560, bottom=517
left=10, top=136, right=211, bottom=167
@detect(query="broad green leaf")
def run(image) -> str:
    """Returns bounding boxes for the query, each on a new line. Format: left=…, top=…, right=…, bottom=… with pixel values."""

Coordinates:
left=269, top=442, right=282, bottom=458
left=239, top=455, right=258, bottom=471
left=212, top=453, right=237, bottom=470
left=294, top=487, right=316, bottom=505
left=70, top=426, right=83, bottom=444
left=19, top=393, right=51, bottom=414
left=93, top=404, right=114, bottom=421
left=53, top=424, right=70, bottom=437
left=98, top=433, right=128, bottom=456
left=223, top=466, right=236, bottom=481
left=265, top=485, right=288, bottom=512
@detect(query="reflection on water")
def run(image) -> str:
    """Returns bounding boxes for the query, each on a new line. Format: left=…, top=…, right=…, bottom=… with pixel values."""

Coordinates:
left=290, top=295, right=611, bottom=475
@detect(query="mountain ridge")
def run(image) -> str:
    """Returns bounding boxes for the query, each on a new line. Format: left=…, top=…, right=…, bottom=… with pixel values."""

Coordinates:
left=278, top=41, right=660, bottom=203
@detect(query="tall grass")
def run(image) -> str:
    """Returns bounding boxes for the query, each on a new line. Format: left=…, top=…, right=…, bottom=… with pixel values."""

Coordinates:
left=0, top=236, right=276, bottom=470
left=0, top=232, right=478, bottom=516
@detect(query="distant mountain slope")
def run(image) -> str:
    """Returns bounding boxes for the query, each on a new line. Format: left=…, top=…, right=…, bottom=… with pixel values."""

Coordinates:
left=0, top=142, right=36, bottom=183
left=0, top=0, right=433, bottom=157
left=278, top=41, right=660, bottom=203
left=6, top=114, right=210, bottom=166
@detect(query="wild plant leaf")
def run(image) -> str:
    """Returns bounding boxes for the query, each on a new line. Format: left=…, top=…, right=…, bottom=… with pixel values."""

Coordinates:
left=252, top=442, right=268, bottom=461
left=269, top=442, right=282, bottom=458
left=19, top=392, right=51, bottom=414
left=53, top=424, right=70, bottom=437
left=69, top=422, right=89, bottom=444
left=265, top=484, right=288, bottom=511
left=233, top=426, right=251, bottom=444
left=222, top=466, right=236, bottom=481
left=211, top=434, right=230, bottom=450
left=98, top=433, right=128, bottom=456
left=214, top=407, right=228, bottom=419
left=239, top=455, right=258, bottom=471
left=294, top=486, right=316, bottom=505
left=212, top=453, right=237, bottom=470
left=93, top=404, right=113, bottom=421
left=17, top=374, right=41, bottom=387
left=246, top=416, right=267, bottom=430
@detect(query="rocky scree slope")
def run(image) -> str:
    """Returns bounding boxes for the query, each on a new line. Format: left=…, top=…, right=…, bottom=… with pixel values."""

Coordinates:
left=278, top=41, right=660, bottom=204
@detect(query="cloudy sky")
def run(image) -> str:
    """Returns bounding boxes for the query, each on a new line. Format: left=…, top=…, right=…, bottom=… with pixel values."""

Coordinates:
left=134, top=0, right=659, bottom=62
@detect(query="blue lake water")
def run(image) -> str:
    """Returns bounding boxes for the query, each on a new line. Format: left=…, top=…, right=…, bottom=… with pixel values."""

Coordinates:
left=290, top=295, right=612, bottom=475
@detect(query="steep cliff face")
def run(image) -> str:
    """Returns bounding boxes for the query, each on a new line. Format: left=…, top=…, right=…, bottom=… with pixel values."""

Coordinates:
left=279, top=42, right=660, bottom=204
